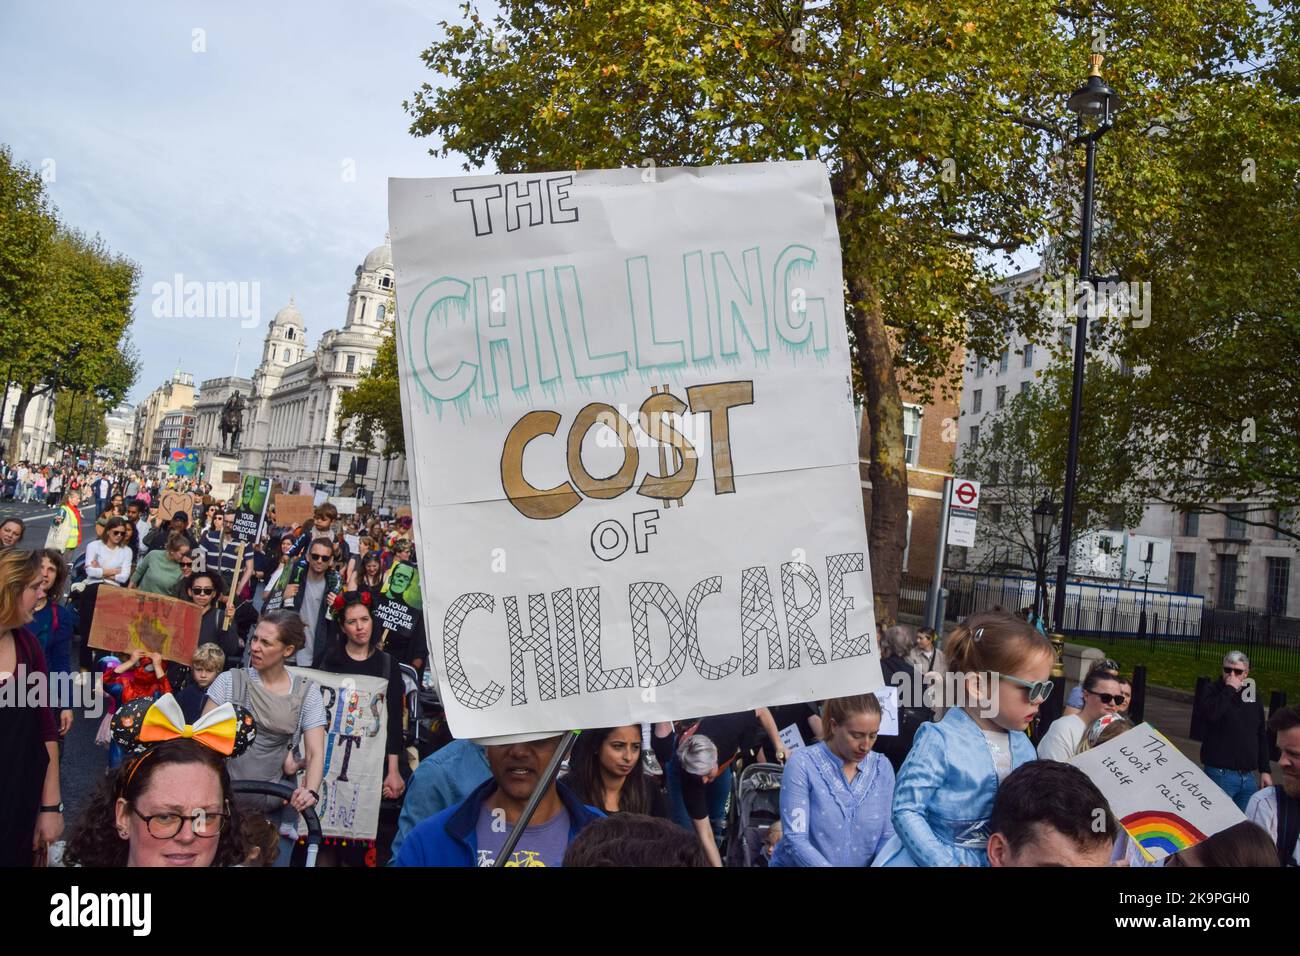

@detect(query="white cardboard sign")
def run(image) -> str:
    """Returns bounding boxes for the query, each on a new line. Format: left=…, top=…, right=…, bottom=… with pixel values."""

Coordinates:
left=1069, top=722, right=1246, bottom=861
left=389, top=162, right=882, bottom=738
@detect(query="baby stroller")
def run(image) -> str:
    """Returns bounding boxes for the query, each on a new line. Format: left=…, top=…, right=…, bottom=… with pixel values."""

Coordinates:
left=723, top=761, right=783, bottom=867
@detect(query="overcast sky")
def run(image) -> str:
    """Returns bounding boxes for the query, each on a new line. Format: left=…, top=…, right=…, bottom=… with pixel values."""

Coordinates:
left=0, top=0, right=482, bottom=404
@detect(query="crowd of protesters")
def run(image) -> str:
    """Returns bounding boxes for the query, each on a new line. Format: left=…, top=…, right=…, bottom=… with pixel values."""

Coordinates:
left=0, top=460, right=1296, bottom=868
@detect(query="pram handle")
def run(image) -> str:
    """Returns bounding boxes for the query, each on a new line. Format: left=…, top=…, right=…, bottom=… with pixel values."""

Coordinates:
left=230, top=781, right=323, bottom=848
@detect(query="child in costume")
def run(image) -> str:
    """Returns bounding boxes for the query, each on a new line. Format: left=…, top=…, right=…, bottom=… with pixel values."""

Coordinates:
left=873, top=611, right=1055, bottom=867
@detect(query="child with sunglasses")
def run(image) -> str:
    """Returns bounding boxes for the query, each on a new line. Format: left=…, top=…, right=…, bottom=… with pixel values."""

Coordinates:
left=873, top=611, right=1055, bottom=867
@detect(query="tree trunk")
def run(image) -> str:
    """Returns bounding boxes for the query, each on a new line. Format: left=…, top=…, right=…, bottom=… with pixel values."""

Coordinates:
left=4, top=385, right=33, bottom=462
left=848, top=274, right=909, bottom=626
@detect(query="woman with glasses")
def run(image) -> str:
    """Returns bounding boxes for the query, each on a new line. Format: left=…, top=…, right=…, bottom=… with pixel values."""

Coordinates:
left=129, top=532, right=193, bottom=596
left=1037, top=669, right=1126, bottom=762
left=65, top=700, right=253, bottom=867
left=187, top=571, right=256, bottom=668
left=87, top=517, right=134, bottom=587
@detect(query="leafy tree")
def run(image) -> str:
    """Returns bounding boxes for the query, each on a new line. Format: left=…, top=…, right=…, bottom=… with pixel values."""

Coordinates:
left=54, top=390, right=109, bottom=450
left=956, top=368, right=1143, bottom=592
left=1059, top=4, right=1300, bottom=543
left=1, top=146, right=140, bottom=460
left=336, top=314, right=405, bottom=459
left=404, top=0, right=1270, bottom=621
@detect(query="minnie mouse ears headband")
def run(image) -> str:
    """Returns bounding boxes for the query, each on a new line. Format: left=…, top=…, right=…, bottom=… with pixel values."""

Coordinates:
left=112, top=693, right=257, bottom=760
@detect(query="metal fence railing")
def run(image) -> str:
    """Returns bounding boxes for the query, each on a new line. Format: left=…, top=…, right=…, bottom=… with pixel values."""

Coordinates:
left=895, top=571, right=1300, bottom=675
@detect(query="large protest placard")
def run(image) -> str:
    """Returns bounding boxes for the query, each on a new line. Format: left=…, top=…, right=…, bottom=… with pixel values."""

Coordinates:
left=1070, top=722, right=1247, bottom=862
left=230, top=474, right=271, bottom=543
left=275, top=493, right=316, bottom=529
left=389, top=162, right=880, bottom=739
left=288, top=668, right=388, bottom=841
left=88, top=586, right=203, bottom=664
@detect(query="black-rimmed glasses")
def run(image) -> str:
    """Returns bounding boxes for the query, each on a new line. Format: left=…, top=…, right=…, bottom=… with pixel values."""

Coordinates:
left=132, top=807, right=228, bottom=839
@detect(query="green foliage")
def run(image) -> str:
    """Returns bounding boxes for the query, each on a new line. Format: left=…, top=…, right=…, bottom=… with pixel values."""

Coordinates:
left=956, top=368, right=1144, bottom=574
left=0, top=146, right=139, bottom=460
left=53, top=389, right=109, bottom=449
left=403, top=0, right=1284, bottom=607
left=336, top=316, right=405, bottom=458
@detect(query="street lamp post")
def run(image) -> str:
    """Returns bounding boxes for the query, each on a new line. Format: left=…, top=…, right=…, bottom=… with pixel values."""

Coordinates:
left=1051, top=54, right=1119, bottom=635
left=1032, top=498, right=1059, bottom=627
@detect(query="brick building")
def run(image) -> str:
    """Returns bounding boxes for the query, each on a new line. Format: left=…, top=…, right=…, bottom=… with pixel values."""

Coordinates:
left=859, top=347, right=965, bottom=579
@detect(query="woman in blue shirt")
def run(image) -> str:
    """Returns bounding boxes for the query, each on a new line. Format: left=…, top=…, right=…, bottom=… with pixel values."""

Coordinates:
left=30, top=549, right=76, bottom=737
left=771, top=694, right=895, bottom=867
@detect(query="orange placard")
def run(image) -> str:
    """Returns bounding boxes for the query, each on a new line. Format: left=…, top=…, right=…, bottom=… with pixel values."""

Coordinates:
left=87, top=586, right=203, bottom=665
left=275, top=494, right=315, bottom=528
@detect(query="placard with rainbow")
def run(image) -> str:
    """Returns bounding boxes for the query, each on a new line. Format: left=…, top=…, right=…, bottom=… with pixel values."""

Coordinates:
left=1070, top=722, right=1247, bottom=862
left=1119, top=810, right=1208, bottom=858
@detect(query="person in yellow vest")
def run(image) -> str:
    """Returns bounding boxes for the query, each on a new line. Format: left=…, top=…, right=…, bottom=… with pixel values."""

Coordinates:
left=46, top=490, right=83, bottom=555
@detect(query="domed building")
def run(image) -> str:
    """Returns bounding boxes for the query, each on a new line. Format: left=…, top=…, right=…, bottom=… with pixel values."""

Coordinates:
left=219, top=237, right=410, bottom=506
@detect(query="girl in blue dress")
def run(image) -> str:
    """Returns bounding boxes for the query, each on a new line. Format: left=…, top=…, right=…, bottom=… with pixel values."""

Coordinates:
left=874, top=610, right=1055, bottom=867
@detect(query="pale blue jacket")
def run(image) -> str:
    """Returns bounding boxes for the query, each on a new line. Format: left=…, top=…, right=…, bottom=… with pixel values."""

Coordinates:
left=873, top=706, right=1036, bottom=867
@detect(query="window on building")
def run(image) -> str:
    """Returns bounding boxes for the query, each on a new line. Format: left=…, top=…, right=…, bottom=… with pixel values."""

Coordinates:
left=1266, top=557, right=1290, bottom=615
left=1023, top=344, right=1034, bottom=368
left=1060, top=325, right=1073, bottom=348
left=282, top=349, right=289, bottom=363
left=1175, top=552, right=1196, bottom=594
left=990, top=503, right=1003, bottom=524
left=969, top=425, right=980, bottom=447
left=346, top=354, right=357, bottom=374
left=975, top=356, right=986, bottom=379
left=377, top=304, right=385, bottom=323
left=286, top=328, right=294, bottom=341
left=357, top=300, right=366, bottom=323
left=972, top=390, right=983, bottom=414
left=1226, top=503, right=1247, bottom=539
left=1182, top=509, right=1199, bottom=537
left=990, top=462, right=1000, bottom=484
left=1216, top=554, right=1238, bottom=609
left=1019, top=380, right=1030, bottom=395
left=1014, top=459, right=1025, bottom=482
left=996, top=385, right=1007, bottom=409
left=381, top=276, right=392, bottom=289
left=998, top=350, right=1009, bottom=374
left=902, top=404, right=922, bottom=466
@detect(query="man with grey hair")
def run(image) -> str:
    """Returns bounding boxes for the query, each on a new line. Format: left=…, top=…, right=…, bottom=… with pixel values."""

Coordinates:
left=1197, top=650, right=1272, bottom=811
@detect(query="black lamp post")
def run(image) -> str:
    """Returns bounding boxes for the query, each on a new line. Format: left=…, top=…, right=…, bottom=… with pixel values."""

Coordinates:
left=1051, top=54, right=1119, bottom=635
left=1032, top=498, right=1059, bottom=626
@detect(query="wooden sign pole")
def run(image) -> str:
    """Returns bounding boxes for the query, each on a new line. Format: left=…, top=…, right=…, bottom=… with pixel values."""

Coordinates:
left=224, top=541, right=246, bottom=630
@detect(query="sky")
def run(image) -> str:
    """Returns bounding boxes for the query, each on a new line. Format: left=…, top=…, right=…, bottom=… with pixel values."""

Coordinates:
left=0, top=0, right=489, bottom=404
